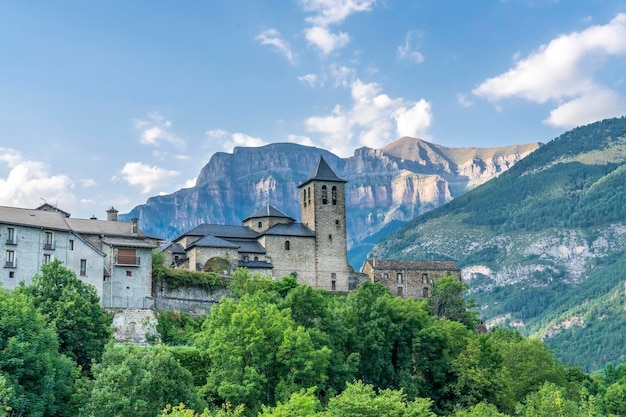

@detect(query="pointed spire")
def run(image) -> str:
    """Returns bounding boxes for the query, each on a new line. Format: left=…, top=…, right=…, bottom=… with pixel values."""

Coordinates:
left=299, top=156, right=346, bottom=188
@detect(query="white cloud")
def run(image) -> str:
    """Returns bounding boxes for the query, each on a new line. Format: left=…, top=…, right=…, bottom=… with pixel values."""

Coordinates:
left=183, top=177, right=197, bottom=188
left=255, top=28, right=295, bottom=64
left=305, top=26, right=350, bottom=55
left=301, top=0, right=375, bottom=26
left=330, top=64, right=356, bottom=87
left=473, top=13, right=626, bottom=128
left=287, top=134, right=317, bottom=147
left=298, top=73, right=319, bottom=87
left=80, top=179, right=97, bottom=188
left=398, top=30, right=425, bottom=64
left=0, top=148, right=78, bottom=209
left=205, top=130, right=268, bottom=153
left=120, top=162, right=180, bottom=194
left=133, top=112, right=186, bottom=148
left=300, top=0, right=374, bottom=54
left=457, top=93, right=473, bottom=108
left=305, top=79, right=433, bottom=156
left=544, top=88, right=626, bottom=128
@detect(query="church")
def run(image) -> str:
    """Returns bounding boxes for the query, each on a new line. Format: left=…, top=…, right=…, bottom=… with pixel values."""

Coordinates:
left=165, top=156, right=357, bottom=291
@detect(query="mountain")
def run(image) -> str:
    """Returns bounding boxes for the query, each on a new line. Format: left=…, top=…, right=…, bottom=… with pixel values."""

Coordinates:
left=122, top=138, right=540, bottom=268
left=371, top=116, right=626, bottom=371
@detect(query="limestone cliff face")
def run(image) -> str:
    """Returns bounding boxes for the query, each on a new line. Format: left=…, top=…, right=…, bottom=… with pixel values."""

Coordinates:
left=123, top=138, right=540, bottom=249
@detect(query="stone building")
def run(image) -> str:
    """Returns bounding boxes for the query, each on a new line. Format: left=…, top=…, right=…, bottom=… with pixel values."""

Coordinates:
left=361, top=258, right=461, bottom=299
left=168, top=156, right=356, bottom=291
left=0, top=204, right=159, bottom=308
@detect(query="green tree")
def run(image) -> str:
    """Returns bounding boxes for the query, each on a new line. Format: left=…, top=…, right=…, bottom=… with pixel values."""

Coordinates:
left=258, top=388, right=321, bottom=417
left=78, top=344, right=204, bottom=417
left=517, top=382, right=582, bottom=417
left=22, top=259, right=112, bottom=372
left=429, top=276, right=479, bottom=329
left=325, top=380, right=436, bottom=417
left=0, top=288, right=74, bottom=417
left=452, top=402, right=511, bottom=417
left=603, top=381, right=626, bottom=416
left=196, top=294, right=330, bottom=413
left=159, top=403, right=245, bottom=417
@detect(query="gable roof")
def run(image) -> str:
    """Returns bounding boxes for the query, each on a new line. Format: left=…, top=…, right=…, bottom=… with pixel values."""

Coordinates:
left=178, top=224, right=260, bottom=240
left=0, top=206, right=71, bottom=230
left=363, top=259, right=460, bottom=272
left=262, top=222, right=315, bottom=237
left=299, top=156, right=346, bottom=188
left=242, top=205, right=294, bottom=222
left=188, top=234, right=240, bottom=249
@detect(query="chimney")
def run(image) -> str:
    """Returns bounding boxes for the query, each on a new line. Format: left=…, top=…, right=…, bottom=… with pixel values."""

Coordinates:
left=131, top=218, right=138, bottom=235
left=106, top=206, right=119, bottom=222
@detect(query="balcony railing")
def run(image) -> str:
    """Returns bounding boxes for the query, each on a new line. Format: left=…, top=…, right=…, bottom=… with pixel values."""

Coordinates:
left=5, top=238, right=16, bottom=245
left=115, top=255, right=140, bottom=266
left=5, top=260, right=16, bottom=268
left=43, top=242, right=55, bottom=250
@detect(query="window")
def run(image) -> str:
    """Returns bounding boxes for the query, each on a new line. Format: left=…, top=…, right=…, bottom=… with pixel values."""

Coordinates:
left=5, top=250, right=15, bottom=268
left=80, top=259, right=87, bottom=276
left=69, top=239, right=74, bottom=250
left=423, top=287, right=429, bottom=298
left=44, top=231, right=54, bottom=250
left=9, top=271, right=14, bottom=278
left=254, top=256, right=258, bottom=261
left=328, top=234, right=332, bottom=241
left=397, top=273, right=403, bottom=284
left=303, top=191, right=307, bottom=207
left=383, top=273, right=389, bottom=280
left=285, top=240, right=291, bottom=250
left=6, top=227, right=15, bottom=245
left=258, top=221, right=262, bottom=228
left=116, top=248, right=139, bottom=265
left=322, top=185, right=328, bottom=204
left=43, top=254, right=51, bottom=265
left=307, top=187, right=311, bottom=205
left=397, top=286, right=403, bottom=296
left=331, top=273, right=337, bottom=291
left=126, top=270, right=132, bottom=277
left=422, top=273, right=428, bottom=284
left=335, top=219, right=339, bottom=226
left=332, top=186, right=337, bottom=205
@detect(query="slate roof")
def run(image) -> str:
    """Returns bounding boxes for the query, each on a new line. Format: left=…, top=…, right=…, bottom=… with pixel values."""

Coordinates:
left=243, top=205, right=294, bottom=222
left=363, top=259, right=460, bottom=271
left=262, top=222, right=315, bottom=237
left=102, top=237, right=159, bottom=249
left=188, top=235, right=240, bottom=249
left=234, top=240, right=267, bottom=254
left=180, top=224, right=260, bottom=239
left=238, top=260, right=273, bottom=269
left=158, top=242, right=186, bottom=254
left=0, top=205, right=71, bottom=230
left=299, top=156, right=346, bottom=188
left=66, top=217, right=155, bottom=239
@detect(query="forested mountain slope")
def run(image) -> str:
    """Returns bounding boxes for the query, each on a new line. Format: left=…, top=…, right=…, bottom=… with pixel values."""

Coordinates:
left=372, top=116, right=626, bottom=371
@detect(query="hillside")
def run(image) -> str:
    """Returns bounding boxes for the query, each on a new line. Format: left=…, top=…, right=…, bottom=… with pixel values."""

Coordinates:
left=122, top=138, right=539, bottom=268
left=372, top=116, right=626, bottom=371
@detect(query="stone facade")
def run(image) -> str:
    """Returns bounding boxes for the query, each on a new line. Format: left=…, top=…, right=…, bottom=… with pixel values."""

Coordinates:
left=170, top=156, right=357, bottom=292
left=0, top=205, right=159, bottom=309
left=361, top=258, right=462, bottom=299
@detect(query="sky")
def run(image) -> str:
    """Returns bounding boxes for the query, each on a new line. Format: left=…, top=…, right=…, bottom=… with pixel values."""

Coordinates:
left=2, top=0, right=626, bottom=219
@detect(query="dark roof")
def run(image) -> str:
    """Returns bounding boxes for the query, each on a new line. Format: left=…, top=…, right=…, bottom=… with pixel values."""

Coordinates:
left=158, top=242, right=186, bottom=254
left=102, top=237, right=159, bottom=249
left=363, top=259, right=460, bottom=272
left=234, top=240, right=267, bottom=254
left=238, top=260, right=273, bottom=269
left=188, top=235, right=240, bottom=249
left=243, top=205, right=294, bottom=222
left=262, top=222, right=315, bottom=237
left=299, top=156, right=346, bottom=188
left=180, top=224, right=260, bottom=240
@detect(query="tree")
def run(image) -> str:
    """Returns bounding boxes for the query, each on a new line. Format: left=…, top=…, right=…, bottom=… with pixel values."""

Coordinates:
left=258, top=388, right=321, bottom=417
left=195, top=294, right=330, bottom=413
left=429, top=276, right=479, bottom=329
left=325, top=380, right=436, bottom=417
left=22, top=260, right=112, bottom=372
left=452, top=402, right=511, bottom=417
left=517, top=383, right=582, bottom=417
left=78, top=344, right=204, bottom=417
left=0, top=288, right=74, bottom=417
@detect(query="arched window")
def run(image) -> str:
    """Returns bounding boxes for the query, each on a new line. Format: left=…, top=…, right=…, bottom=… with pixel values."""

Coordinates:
left=258, top=221, right=262, bottom=228
left=383, top=273, right=389, bottom=280
left=321, top=185, right=328, bottom=204
left=422, top=273, right=428, bottom=284
left=332, top=186, right=337, bottom=205
left=397, top=273, right=403, bottom=284
left=285, top=240, right=291, bottom=250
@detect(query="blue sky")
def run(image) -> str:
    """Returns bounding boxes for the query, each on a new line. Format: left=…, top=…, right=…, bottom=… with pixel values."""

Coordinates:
left=2, top=0, right=626, bottom=219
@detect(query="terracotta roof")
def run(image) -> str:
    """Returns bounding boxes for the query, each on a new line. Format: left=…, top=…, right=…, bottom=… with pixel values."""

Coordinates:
left=364, top=259, right=460, bottom=271
left=242, top=205, right=294, bottom=222
left=262, top=222, right=315, bottom=237
left=299, top=156, right=346, bottom=188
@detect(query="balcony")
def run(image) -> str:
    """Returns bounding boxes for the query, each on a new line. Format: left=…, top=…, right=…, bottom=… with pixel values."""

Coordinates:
left=5, top=260, right=16, bottom=268
left=5, top=238, right=16, bottom=246
left=115, top=255, right=140, bottom=266
left=43, top=243, right=55, bottom=250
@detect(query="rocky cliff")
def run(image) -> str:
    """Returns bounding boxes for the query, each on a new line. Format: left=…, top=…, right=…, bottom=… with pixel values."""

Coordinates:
left=122, top=137, right=540, bottom=267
